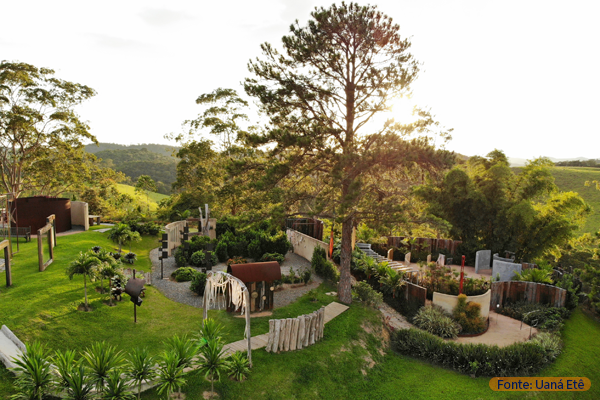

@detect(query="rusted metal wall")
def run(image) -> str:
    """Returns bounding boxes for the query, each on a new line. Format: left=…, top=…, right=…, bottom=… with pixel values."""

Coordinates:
left=286, top=218, right=324, bottom=241
left=398, top=281, right=427, bottom=310
left=387, top=236, right=463, bottom=255
left=490, top=281, right=566, bottom=309
left=12, top=197, right=71, bottom=233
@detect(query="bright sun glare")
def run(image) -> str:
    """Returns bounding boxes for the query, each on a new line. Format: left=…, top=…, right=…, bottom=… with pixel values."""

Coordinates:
left=389, top=97, right=419, bottom=125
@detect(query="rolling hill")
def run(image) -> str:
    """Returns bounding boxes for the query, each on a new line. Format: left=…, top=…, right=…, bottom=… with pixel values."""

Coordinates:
left=551, top=167, right=600, bottom=234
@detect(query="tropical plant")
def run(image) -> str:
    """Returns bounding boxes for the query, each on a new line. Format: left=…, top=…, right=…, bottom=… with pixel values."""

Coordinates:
left=453, top=294, right=485, bottom=334
left=165, top=335, right=196, bottom=370
left=64, top=364, right=94, bottom=400
left=66, top=252, right=101, bottom=311
left=197, top=338, right=227, bottom=396
left=126, top=347, right=156, bottom=400
left=413, top=305, right=461, bottom=339
left=52, top=349, right=78, bottom=390
left=189, top=271, right=207, bottom=296
left=198, top=318, right=224, bottom=344
left=225, top=352, right=251, bottom=382
left=96, top=250, right=119, bottom=295
left=101, top=370, right=135, bottom=400
left=353, top=281, right=383, bottom=307
left=123, top=252, right=137, bottom=265
left=124, top=231, right=142, bottom=253
left=10, top=341, right=53, bottom=400
left=513, top=265, right=553, bottom=284
left=107, top=224, right=134, bottom=253
left=156, top=350, right=186, bottom=400
left=379, top=268, right=406, bottom=298
left=82, top=342, right=125, bottom=395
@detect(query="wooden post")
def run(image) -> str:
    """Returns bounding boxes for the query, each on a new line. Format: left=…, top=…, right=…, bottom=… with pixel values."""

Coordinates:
left=283, top=318, right=292, bottom=351
left=273, top=319, right=281, bottom=353
left=1, top=241, right=11, bottom=287
left=266, top=320, right=275, bottom=352
left=37, top=229, right=43, bottom=271
left=245, top=289, right=252, bottom=366
left=277, top=319, right=286, bottom=352
left=290, top=318, right=299, bottom=351
left=297, top=316, right=305, bottom=349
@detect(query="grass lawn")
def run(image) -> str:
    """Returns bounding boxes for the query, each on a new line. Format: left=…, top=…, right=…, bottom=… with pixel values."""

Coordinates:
left=0, top=229, right=599, bottom=399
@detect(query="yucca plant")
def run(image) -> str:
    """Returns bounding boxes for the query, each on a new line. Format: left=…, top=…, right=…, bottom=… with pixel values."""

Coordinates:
left=198, top=338, right=227, bottom=397
left=52, top=349, right=78, bottom=390
left=225, top=352, right=251, bottom=382
left=64, top=363, right=94, bottom=400
left=10, top=341, right=53, bottom=400
left=197, top=318, right=224, bottom=346
left=66, top=252, right=101, bottom=311
left=82, top=341, right=125, bottom=395
left=101, top=370, right=135, bottom=400
left=156, top=350, right=186, bottom=400
left=126, top=347, right=156, bottom=400
left=165, top=335, right=196, bottom=369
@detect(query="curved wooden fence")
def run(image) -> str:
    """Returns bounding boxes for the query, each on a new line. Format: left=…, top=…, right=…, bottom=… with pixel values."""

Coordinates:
left=490, top=281, right=566, bottom=309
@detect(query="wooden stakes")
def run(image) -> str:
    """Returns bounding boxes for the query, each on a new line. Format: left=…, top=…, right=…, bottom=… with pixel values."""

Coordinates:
left=265, top=307, right=326, bottom=353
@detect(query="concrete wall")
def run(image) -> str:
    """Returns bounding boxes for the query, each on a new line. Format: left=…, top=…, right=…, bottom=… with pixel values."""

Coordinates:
left=432, top=290, right=491, bottom=319
left=475, top=250, right=491, bottom=273
left=165, top=220, right=187, bottom=256
left=71, top=201, right=89, bottom=231
left=492, top=260, right=522, bottom=282
left=287, top=228, right=329, bottom=262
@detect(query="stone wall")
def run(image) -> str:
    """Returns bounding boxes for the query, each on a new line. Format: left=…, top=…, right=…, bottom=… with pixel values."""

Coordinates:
left=71, top=201, right=89, bottom=231
left=432, top=290, right=491, bottom=319
left=492, top=260, right=522, bottom=281
left=287, top=228, right=329, bottom=262
left=475, top=250, right=491, bottom=273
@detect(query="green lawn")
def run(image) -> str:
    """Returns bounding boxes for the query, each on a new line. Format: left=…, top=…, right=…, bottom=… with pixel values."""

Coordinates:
left=1, top=230, right=599, bottom=399
left=116, top=183, right=169, bottom=211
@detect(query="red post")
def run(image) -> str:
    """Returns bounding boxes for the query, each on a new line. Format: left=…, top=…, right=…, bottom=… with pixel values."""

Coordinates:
left=459, top=255, right=465, bottom=294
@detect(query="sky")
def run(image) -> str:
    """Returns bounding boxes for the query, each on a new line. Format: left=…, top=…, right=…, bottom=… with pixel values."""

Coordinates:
left=2, top=0, right=599, bottom=161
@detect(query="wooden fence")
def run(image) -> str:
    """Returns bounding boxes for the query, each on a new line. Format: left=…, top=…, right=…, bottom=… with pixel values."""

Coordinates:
left=490, top=281, right=567, bottom=309
left=265, top=307, right=325, bottom=353
left=387, top=237, right=463, bottom=255
left=399, top=281, right=427, bottom=309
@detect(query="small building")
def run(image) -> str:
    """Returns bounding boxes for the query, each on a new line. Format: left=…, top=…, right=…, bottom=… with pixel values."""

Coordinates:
left=227, top=261, right=282, bottom=312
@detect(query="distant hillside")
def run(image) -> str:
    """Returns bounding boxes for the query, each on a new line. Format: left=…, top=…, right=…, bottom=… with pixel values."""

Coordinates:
left=93, top=148, right=178, bottom=194
left=85, top=142, right=179, bottom=158
left=509, top=156, right=592, bottom=167
left=551, top=167, right=600, bottom=234
left=116, top=184, right=169, bottom=212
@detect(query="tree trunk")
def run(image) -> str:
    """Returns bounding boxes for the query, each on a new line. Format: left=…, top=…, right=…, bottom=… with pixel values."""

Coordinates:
left=338, top=218, right=353, bottom=304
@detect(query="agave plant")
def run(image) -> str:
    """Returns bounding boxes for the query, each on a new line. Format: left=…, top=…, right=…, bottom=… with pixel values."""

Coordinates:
left=52, top=348, right=78, bottom=390
left=225, top=351, right=251, bottom=382
left=64, top=364, right=94, bottom=400
left=126, top=347, right=156, bottom=400
left=82, top=341, right=125, bottom=395
left=156, top=350, right=186, bottom=400
left=10, top=341, right=53, bottom=400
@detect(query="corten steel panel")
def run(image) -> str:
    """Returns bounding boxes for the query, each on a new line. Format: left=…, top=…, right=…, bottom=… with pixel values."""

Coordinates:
left=227, top=261, right=282, bottom=283
left=11, top=197, right=71, bottom=233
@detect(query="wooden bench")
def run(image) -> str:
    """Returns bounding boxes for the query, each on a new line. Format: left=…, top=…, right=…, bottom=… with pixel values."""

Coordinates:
left=88, top=215, right=101, bottom=226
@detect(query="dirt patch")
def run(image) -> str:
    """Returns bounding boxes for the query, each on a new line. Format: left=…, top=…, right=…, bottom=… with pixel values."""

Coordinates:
left=170, top=393, right=186, bottom=399
left=202, top=391, right=218, bottom=399
left=103, top=300, right=117, bottom=307
left=77, top=304, right=92, bottom=312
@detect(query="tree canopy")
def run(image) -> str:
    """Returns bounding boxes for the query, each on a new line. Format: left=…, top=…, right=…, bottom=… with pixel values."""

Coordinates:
left=243, top=2, right=454, bottom=303
left=0, top=61, right=97, bottom=198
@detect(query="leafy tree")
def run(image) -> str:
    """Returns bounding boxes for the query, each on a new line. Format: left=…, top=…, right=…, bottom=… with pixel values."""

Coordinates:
left=134, top=175, right=157, bottom=213
left=10, top=341, right=53, bottom=400
left=82, top=341, right=125, bottom=396
left=126, top=347, right=156, bottom=400
left=244, top=3, right=454, bottom=303
left=0, top=61, right=96, bottom=199
left=418, top=151, right=590, bottom=262
left=95, top=249, right=119, bottom=296
left=66, top=252, right=101, bottom=311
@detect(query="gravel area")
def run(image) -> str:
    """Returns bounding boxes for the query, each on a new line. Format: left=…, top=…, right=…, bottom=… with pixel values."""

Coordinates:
left=150, top=248, right=323, bottom=310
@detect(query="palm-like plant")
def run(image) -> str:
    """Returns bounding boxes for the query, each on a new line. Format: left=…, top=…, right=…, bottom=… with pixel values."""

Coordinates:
left=156, top=350, right=186, bottom=400
left=197, top=338, right=227, bottom=397
left=10, top=341, right=53, bottom=400
left=165, top=335, right=196, bottom=370
left=124, top=231, right=142, bottom=253
left=126, top=347, right=156, bottom=400
left=362, top=256, right=378, bottom=280
left=225, top=351, right=251, bottom=382
left=513, top=266, right=553, bottom=284
left=82, top=341, right=125, bottom=395
left=52, top=349, right=78, bottom=391
left=64, top=364, right=94, bottom=400
left=101, top=370, right=135, bottom=400
left=197, top=318, right=224, bottom=346
left=379, top=268, right=406, bottom=298
left=96, top=250, right=119, bottom=295
left=66, top=252, right=101, bottom=311
left=107, top=224, right=133, bottom=253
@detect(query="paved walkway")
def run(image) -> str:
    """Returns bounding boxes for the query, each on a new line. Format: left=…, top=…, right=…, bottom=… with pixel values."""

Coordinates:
left=454, top=311, right=537, bottom=347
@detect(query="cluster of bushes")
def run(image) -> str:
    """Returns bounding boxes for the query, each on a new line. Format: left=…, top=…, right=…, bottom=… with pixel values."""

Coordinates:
left=497, top=301, right=570, bottom=331
left=190, top=271, right=208, bottom=296
left=412, top=305, right=461, bottom=339
left=416, top=262, right=491, bottom=300
left=281, top=267, right=311, bottom=285
left=171, top=267, right=197, bottom=282
left=124, top=219, right=161, bottom=236
left=174, top=236, right=217, bottom=269
left=214, top=228, right=290, bottom=263
left=12, top=319, right=250, bottom=400
left=391, top=328, right=562, bottom=377
left=453, top=294, right=486, bottom=334
left=311, top=247, right=339, bottom=282
left=353, top=281, right=383, bottom=307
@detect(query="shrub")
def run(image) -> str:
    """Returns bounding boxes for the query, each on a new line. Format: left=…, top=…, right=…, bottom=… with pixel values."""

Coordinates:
left=225, top=352, right=251, bottom=382
left=190, top=251, right=205, bottom=268
left=227, top=256, right=247, bottom=267
left=215, top=241, right=229, bottom=263
left=190, top=271, right=207, bottom=296
left=530, top=332, right=562, bottom=363
left=412, top=305, right=461, bottom=339
left=247, top=239, right=262, bottom=260
left=91, top=246, right=101, bottom=253
left=497, top=302, right=570, bottom=331
left=391, top=328, right=559, bottom=377
left=453, top=294, right=486, bottom=334
left=123, top=252, right=137, bottom=264
left=110, top=252, right=122, bottom=261
left=354, top=281, right=383, bottom=307
left=259, top=253, right=285, bottom=263
left=302, top=270, right=311, bottom=285
left=171, top=267, right=196, bottom=282
left=174, top=247, right=187, bottom=268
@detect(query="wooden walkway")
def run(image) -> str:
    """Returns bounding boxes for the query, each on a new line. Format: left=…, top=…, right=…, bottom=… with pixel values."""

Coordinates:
left=223, top=301, right=349, bottom=355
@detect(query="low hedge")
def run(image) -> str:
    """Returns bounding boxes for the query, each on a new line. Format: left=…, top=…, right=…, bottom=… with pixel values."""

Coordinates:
left=171, top=267, right=196, bottom=282
left=391, top=328, right=561, bottom=377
